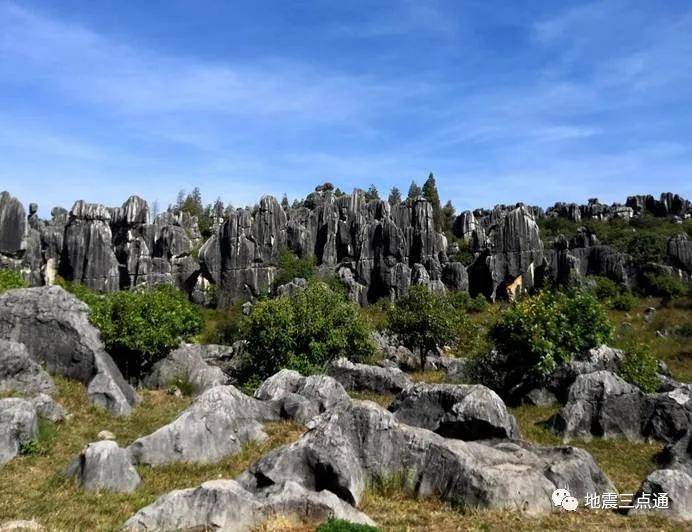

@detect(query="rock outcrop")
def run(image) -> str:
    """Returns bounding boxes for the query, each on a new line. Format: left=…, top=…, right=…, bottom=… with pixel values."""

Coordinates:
left=144, top=344, right=229, bottom=395
left=67, top=440, right=141, bottom=493
left=327, top=357, right=412, bottom=394
left=0, top=286, right=139, bottom=416
left=255, top=369, right=350, bottom=424
left=128, top=385, right=281, bottom=466
left=0, top=339, right=55, bottom=396
left=239, top=400, right=613, bottom=514
left=389, top=383, right=520, bottom=440
left=551, top=371, right=692, bottom=443
left=0, top=398, right=38, bottom=465
left=122, top=479, right=375, bottom=531
left=1, top=188, right=690, bottom=306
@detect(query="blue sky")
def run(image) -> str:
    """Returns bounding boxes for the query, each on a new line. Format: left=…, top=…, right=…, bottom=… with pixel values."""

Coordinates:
left=1, top=0, right=691, bottom=216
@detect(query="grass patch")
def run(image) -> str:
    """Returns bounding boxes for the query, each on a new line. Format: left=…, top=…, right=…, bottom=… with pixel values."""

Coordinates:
left=511, top=404, right=664, bottom=494
left=0, top=376, right=303, bottom=530
left=348, top=390, right=395, bottom=409
left=409, top=369, right=447, bottom=383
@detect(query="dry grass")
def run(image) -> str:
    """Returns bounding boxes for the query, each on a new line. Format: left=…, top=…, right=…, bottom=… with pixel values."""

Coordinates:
left=409, top=369, right=447, bottom=383
left=348, top=390, right=395, bottom=408
left=608, top=296, right=692, bottom=382
left=0, top=377, right=303, bottom=531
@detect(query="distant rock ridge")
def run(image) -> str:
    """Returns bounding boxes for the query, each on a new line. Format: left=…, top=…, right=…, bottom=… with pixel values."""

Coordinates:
left=0, top=187, right=690, bottom=306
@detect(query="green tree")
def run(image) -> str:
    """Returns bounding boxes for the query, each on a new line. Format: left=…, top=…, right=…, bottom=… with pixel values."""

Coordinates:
left=387, top=285, right=460, bottom=369
left=64, top=283, right=203, bottom=379
left=240, top=280, right=374, bottom=381
left=364, top=185, right=380, bottom=201
left=388, top=187, right=402, bottom=205
left=422, top=173, right=442, bottom=231
left=407, top=180, right=422, bottom=200
left=273, top=250, right=316, bottom=288
left=441, top=200, right=455, bottom=234
left=490, top=289, right=613, bottom=379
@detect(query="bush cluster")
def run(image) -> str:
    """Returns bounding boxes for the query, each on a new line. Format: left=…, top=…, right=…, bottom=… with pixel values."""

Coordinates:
left=0, top=269, right=26, bottom=293
left=490, top=289, right=613, bottom=377
left=272, top=249, right=316, bottom=288
left=238, top=280, right=373, bottom=382
left=61, top=281, right=203, bottom=378
left=616, top=341, right=660, bottom=393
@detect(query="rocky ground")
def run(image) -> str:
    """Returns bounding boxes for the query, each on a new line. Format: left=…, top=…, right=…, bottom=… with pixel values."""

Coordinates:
left=0, top=286, right=690, bottom=531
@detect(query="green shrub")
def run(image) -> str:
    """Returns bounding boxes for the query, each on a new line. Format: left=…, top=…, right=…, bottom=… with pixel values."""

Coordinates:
left=589, top=276, right=620, bottom=301
left=387, top=286, right=462, bottom=369
left=197, top=302, right=245, bottom=345
left=467, top=293, right=489, bottom=313
left=616, top=342, right=659, bottom=393
left=316, top=519, right=380, bottom=532
left=490, top=289, right=613, bottom=377
left=610, top=291, right=638, bottom=311
left=273, top=250, right=315, bottom=288
left=0, top=269, right=26, bottom=293
left=63, top=282, right=203, bottom=378
left=642, top=273, right=687, bottom=303
left=239, top=280, right=373, bottom=381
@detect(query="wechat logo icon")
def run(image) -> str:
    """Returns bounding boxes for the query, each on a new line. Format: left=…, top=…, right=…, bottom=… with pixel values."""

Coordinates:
left=552, top=488, right=579, bottom=511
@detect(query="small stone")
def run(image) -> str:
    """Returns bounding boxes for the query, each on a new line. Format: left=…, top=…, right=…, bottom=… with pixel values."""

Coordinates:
left=97, top=431, right=116, bottom=441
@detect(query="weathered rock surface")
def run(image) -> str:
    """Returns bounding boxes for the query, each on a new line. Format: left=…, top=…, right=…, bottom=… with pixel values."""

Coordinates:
left=0, top=398, right=38, bottom=465
left=144, top=344, right=228, bottom=395
left=67, top=440, right=141, bottom=493
left=30, top=393, right=67, bottom=423
left=0, top=339, right=54, bottom=396
left=122, top=479, right=375, bottom=531
left=630, top=469, right=692, bottom=520
left=255, top=369, right=350, bottom=424
left=0, top=286, right=139, bottom=416
left=128, top=385, right=281, bottom=466
left=390, top=383, right=520, bottom=440
left=239, top=400, right=613, bottom=514
left=0, top=192, right=27, bottom=256
left=551, top=371, right=692, bottom=443
left=327, top=357, right=411, bottom=394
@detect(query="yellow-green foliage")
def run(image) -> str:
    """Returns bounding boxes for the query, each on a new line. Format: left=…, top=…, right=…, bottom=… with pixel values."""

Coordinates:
left=0, top=269, right=26, bottom=293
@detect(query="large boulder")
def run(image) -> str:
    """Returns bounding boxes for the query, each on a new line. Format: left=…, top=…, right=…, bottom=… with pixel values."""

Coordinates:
left=0, top=286, right=139, bottom=416
left=630, top=469, right=692, bottom=520
left=550, top=371, right=646, bottom=441
left=0, top=339, right=54, bottom=396
left=389, top=383, right=520, bottom=440
left=60, top=201, right=120, bottom=292
left=239, top=400, right=613, bottom=514
left=128, top=385, right=281, bottom=466
left=255, top=369, right=350, bottom=424
left=67, top=440, right=141, bottom=493
left=122, top=479, right=375, bottom=531
left=327, top=357, right=411, bottom=394
left=551, top=371, right=692, bottom=443
left=0, top=398, right=38, bottom=465
left=144, top=344, right=228, bottom=395
left=0, top=191, right=27, bottom=256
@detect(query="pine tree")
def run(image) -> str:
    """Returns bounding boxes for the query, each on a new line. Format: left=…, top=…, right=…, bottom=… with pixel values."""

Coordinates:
left=422, top=173, right=442, bottom=231
left=281, top=194, right=289, bottom=210
left=407, top=180, right=422, bottom=200
left=365, top=184, right=380, bottom=201
left=441, top=200, right=455, bottom=234
left=388, top=187, right=402, bottom=205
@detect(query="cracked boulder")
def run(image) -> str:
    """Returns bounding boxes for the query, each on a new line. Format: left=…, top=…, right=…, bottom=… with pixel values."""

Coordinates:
left=0, top=398, right=38, bottom=465
left=67, top=440, right=141, bottom=493
left=0, top=339, right=55, bottom=396
left=144, top=344, right=229, bottom=395
left=255, top=369, right=350, bottom=424
left=551, top=371, right=692, bottom=443
left=630, top=469, right=692, bottom=520
left=239, top=400, right=613, bottom=514
left=327, top=357, right=411, bottom=394
left=128, top=385, right=281, bottom=466
left=389, top=383, right=520, bottom=440
left=0, top=286, right=139, bottom=416
left=122, top=479, right=375, bottom=531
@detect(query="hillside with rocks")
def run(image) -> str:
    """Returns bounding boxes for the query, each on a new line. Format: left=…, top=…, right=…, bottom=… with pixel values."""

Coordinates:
left=0, top=186, right=690, bottom=306
left=0, top=184, right=691, bottom=531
